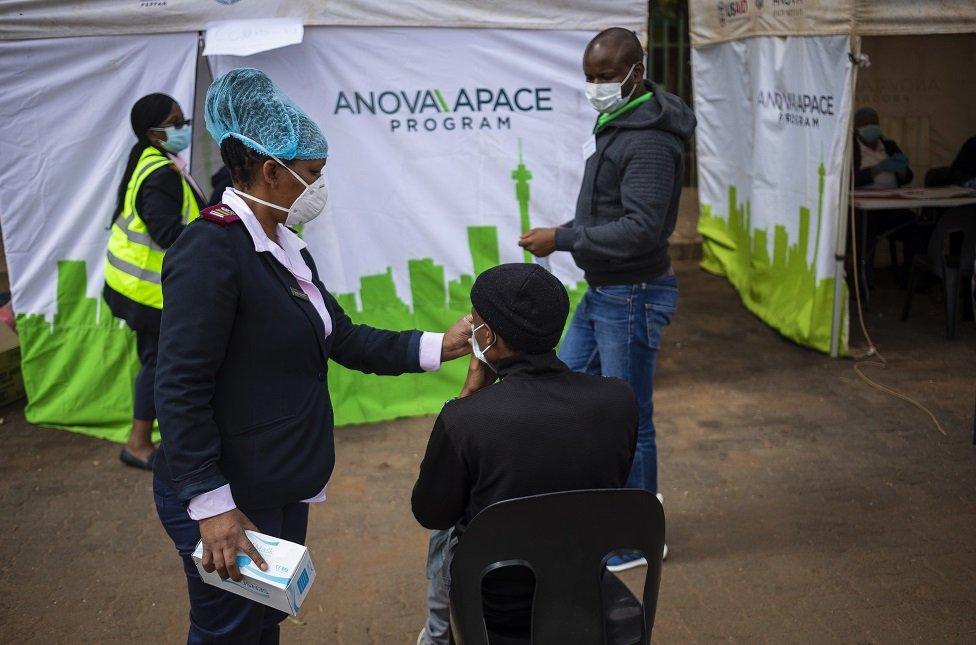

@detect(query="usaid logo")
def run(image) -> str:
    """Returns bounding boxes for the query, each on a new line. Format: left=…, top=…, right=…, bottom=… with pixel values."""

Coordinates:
left=717, top=1, right=751, bottom=26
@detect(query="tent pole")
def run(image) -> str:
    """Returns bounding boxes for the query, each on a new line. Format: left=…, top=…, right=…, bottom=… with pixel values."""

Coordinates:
left=830, top=34, right=861, bottom=358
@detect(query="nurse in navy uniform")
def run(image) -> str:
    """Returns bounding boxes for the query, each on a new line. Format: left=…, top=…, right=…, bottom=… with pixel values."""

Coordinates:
left=152, top=68, right=472, bottom=644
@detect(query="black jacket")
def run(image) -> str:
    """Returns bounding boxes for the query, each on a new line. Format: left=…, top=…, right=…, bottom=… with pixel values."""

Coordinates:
left=154, top=207, right=425, bottom=510
left=853, top=136, right=914, bottom=188
left=555, top=82, right=697, bottom=286
left=411, top=352, right=637, bottom=533
left=411, top=352, right=637, bottom=635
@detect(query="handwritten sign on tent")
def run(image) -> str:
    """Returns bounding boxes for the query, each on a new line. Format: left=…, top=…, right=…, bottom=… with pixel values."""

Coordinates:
left=204, top=18, right=304, bottom=57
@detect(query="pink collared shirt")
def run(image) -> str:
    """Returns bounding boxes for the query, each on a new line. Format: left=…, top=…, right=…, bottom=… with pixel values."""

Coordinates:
left=187, top=189, right=444, bottom=520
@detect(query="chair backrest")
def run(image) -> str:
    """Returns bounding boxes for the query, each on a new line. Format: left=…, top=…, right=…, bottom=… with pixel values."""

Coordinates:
left=449, top=489, right=664, bottom=645
left=926, top=206, right=976, bottom=277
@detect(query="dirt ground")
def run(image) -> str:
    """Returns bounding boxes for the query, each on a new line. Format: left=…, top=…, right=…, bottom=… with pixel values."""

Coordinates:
left=1, top=259, right=974, bottom=644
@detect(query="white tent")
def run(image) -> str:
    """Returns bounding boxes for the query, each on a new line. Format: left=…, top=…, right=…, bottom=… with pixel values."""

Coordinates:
left=688, top=0, right=976, bottom=357
left=0, top=2, right=646, bottom=441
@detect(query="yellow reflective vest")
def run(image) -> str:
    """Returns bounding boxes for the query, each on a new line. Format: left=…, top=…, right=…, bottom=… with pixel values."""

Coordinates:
left=104, top=147, right=200, bottom=309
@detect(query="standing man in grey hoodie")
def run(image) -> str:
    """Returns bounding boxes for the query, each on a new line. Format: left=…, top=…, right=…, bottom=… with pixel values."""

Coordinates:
left=521, top=27, right=696, bottom=572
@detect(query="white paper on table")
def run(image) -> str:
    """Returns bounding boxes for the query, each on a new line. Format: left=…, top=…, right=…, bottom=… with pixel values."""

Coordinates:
left=204, top=18, right=304, bottom=57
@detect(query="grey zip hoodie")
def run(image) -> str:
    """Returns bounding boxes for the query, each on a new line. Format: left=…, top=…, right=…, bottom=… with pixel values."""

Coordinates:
left=555, top=81, right=697, bottom=286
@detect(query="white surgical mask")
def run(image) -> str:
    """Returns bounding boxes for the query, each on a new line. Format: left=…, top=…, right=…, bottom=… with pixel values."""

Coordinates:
left=232, top=155, right=329, bottom=227
left=585, top=63, right=638, bottom=114
left=470, top=323, right=496, bottom=372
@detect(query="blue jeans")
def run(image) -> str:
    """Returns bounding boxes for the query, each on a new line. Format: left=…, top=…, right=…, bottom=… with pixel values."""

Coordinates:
left=558, top=274, right=678, bottom=494
left=153, top=474, right=309, bottom=644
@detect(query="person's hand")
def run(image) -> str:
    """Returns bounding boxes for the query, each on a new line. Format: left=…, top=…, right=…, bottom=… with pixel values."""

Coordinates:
left=441, top=315, right=473, bottom=362
left=199, top=508, right=268, bottom=582
left=459, top=354, right=496, bottom=397
left=519, top=228, right=557, bottom=257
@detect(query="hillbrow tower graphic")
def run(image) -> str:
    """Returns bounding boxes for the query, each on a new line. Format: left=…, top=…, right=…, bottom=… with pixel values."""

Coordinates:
left=698, top=160, right=846, bottom=353
left=512, top=138, right=534, bottom=263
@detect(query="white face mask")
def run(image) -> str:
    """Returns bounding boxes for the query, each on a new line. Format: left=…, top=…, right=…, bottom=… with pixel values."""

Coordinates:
left=470, top=323, right=496, bottom=372
left=233, top=156, right=329, bottom=227
left=585, top=63, right=638, bottom=114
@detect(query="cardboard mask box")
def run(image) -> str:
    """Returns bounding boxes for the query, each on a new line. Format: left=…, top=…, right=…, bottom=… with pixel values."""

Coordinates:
left=191, top=530, right=316, bottom=615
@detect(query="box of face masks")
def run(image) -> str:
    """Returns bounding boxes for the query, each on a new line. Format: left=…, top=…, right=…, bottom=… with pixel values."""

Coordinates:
left=191, top=530, right=316, bottom=615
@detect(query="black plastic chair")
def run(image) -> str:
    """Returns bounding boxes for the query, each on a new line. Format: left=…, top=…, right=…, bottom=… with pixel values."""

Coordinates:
left=449, top=489, right=664, bottom=645
left=901, top=207, right=976, bottom=339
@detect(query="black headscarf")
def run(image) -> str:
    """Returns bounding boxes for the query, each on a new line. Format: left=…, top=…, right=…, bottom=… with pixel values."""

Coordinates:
left=111, top=93, right=175, bottom=225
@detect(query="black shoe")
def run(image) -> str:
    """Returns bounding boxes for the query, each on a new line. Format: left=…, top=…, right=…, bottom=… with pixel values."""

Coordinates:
left=119, top=447, right=156, bottom=471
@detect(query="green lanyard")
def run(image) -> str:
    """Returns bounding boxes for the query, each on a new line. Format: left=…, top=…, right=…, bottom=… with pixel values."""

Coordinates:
left=594, top=91, right=654, bottom=134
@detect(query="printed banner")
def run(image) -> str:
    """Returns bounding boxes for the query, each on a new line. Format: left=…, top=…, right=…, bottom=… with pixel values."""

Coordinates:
left=212, top=26, right=593, bottom=426
left=0, top=33, right=198, bottom=441
left=692, top=35, right=851, bottom=353
left=0, top=27, right=598, bottom=442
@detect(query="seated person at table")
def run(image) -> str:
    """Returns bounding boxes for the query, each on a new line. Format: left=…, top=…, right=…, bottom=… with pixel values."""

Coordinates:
left=411, top=263, right=638, bottom=645
left=852, top=106, right=917, bottom=286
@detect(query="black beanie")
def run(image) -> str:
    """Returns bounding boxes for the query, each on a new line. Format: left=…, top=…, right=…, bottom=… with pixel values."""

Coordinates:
left=470, top=263, right=569, bottom=354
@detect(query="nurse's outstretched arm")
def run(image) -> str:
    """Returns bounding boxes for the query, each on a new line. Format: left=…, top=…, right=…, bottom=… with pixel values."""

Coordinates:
left=328, top=295, right=471, bottom=374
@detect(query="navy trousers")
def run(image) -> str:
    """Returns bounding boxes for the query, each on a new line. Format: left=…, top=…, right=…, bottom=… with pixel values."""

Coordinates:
left=133, top=326, right=158, bottom=421
left=153, top=474, right=309, bottom=644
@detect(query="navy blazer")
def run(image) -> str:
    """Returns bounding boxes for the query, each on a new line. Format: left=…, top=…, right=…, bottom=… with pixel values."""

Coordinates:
left=154, top=207, right=424, bottom=511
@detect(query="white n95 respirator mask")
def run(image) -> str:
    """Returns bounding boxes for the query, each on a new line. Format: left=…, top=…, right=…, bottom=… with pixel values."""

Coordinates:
left=233, top=157, right=329, bottom=227
left=280, top=163, right=328, bottom=227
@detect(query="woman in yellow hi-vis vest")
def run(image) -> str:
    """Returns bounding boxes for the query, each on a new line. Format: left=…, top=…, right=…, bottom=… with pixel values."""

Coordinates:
left=104, top=93, right=204, bottom=470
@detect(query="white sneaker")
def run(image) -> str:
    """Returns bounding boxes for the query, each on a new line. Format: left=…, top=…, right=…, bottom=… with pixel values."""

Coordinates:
left=656, top=493, right=668, bottom=561
left=606, top=554, right=648, bottom=572
left=417, top=627, right=426, bottom=645
left=606, top=493, right=668, bottom=572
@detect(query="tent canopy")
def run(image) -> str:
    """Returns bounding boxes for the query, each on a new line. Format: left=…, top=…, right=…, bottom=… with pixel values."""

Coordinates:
left=0, top=1, right=645, bottom=40
left=691, top=0, right=976, bottom=46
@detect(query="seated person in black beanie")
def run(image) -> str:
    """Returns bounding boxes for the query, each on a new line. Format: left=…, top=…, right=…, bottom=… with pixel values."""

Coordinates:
left=411, top=263, right=638, bottom=645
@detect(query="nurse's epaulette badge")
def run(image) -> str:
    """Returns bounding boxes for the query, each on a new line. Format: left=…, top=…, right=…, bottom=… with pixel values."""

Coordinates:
left=200, top=204, right=241, bottom=225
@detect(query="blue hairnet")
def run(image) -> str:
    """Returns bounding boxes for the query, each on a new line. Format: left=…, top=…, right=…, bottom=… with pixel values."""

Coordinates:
left=205, top=68, right=328, bottom=160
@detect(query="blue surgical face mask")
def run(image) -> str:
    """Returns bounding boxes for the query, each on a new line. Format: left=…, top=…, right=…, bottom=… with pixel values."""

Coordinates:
left=156, top=124, right=192, bottom=154
left=858, top=124, right=882, bottom=144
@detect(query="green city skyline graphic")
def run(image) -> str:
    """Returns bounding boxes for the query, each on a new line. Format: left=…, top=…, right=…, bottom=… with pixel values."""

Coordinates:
left=18, top=260, right=141, bottom=442
left=18, top=141, right=588, bottom=438
left=331, top=138, right=586, bottom=323
left=697, top=161, right=846, bottom=353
